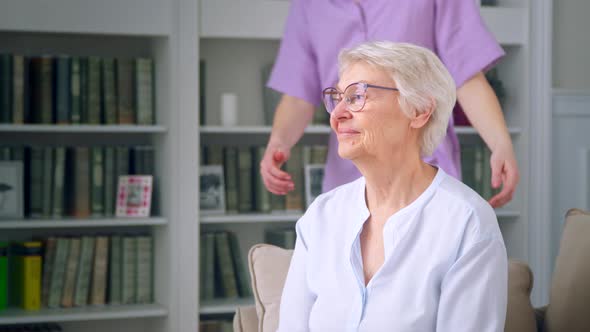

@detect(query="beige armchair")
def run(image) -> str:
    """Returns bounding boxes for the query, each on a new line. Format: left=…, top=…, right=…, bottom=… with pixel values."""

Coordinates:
left=234, top=208, right=590, bottom=332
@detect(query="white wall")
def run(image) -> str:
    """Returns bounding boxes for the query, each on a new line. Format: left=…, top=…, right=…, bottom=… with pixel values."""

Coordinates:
left=552, top=0, right=590, bottom=89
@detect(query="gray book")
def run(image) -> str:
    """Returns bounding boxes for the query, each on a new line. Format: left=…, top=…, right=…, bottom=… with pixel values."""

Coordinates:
left=54, top=55, right=71, bottom=124
left=70, top=57, right=82, bottom=124
left=90, top=147, right=105, bottom=216
left=0, top=54, right=12, bottom=123
left=223, top=147, right=239, bottom=213
left=12, top=55, right=24, bottom=124
left=101, top=58, right=118, bottom=124
left=285, top=146, right=304, bottom=211
left=116, top=58, right=134, bottom=124
left=214, top=232, right=239, bottom=298
left=104, top=147, right=116, bottom=217
left=61, top=237, right=81, bottom=308
left=237, top=147, right=253, bottom=212
left=41, top=147, right=54, bottom=218
left=51, top=147, right=66, bottom=217
left=74, top=236, right=95, bottom=306
left=108, top=235, right=122, bottom=305
left=41, top=237, right=57, bottom=307
left=121, top=236, right=137, bottom=304
left=87, top=56, right=101, bottom=124
left=200, top=232, right=215, bottom=300
left=227, top=232, right=252, bottom=298
left=48, top=237, right=70, bottom=308
left=253, top=146, right=271, bottom=213
left=135, top=58, right=154, bottom=125
left=135, top=236, right=153, bottom=303
left=90, top=236, right=109, bottom=305
left=28, top=147, right=44, bottom=217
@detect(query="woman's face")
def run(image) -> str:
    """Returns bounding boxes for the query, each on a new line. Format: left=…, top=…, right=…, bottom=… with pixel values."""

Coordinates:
left=330, top=62, right=414, bottom=161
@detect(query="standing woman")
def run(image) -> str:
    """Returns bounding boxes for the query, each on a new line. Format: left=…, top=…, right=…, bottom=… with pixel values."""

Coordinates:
left=260, top=0, right=519, bottom=208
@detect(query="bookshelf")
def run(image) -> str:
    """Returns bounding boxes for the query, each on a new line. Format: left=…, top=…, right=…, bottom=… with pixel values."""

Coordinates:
left=197, top=0, right=544, bottom=320
left=0, top=0, right=200, bottom=331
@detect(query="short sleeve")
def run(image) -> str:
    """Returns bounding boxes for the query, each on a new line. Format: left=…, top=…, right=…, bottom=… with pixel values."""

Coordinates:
left=267, top=0, right=321, bottom=105
left=435, top=0, right=505, bottom=88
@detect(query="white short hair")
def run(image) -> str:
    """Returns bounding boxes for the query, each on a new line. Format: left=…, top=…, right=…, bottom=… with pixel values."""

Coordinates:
left=338, top=41, right=456, bottom=157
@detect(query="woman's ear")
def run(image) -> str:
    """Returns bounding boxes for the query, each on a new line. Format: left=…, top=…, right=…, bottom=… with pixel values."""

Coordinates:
left=410, top=100, right=435, bottom=129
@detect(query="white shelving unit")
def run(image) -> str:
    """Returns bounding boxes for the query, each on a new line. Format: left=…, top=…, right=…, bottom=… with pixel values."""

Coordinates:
left=197, top=0, right=541, bottom=319
left=0, top=0, right=200, bottom=331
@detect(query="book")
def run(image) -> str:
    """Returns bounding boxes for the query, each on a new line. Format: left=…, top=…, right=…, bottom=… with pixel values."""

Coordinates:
left=28, top=147, right=44, bottom=217
left=61, top=237, right=81, bottom=308
left=0, top=242, right=8, bottom=310
left=0, top=54, right=12, bottom=123
left=30, top=56, right=53, bottom=124
left=48, top=237, right=70, bottom=308
left=41, top=147, right=54, bottom=218
left=90, top=147, right=105, bottom=216
left=90, top=236, right=109, bottom=305
left=121, top=236, right=137, bottom=304
left=199, top=60, right=206, bottom=125
left=135, top=58, right=154, bottom=125
left=227, top=232, right=252, bottom=298
left=54, top=55, right=70, bottom=124
left=200, top=233, right=216, bottom=301
left=116, top=58, right=134, bottom=124
left=214, top=232, right=239, bottom=298
left=12, top=54, right=25, bottom=124
left=104, top=147, right=116, bottom=217
left=135, top=235, right=153, bottom=303
left=285, top=146, right=304, bottom=211
left=108, top=235, right=122, bottom=305
left=73, top=236, right=95, bottom=306
left=223, top=147, right=239, bottom=213
left=253, top=146, right=271, bottom=213
left=102, top=58, right=118, bottom=124
left=69, top=147, right=91, bottom=218
left=237, top=147, right=253, bottom=212
left=70, top=57, right=82, bottom=124
left=51, top=147, right=66, bottom=217
left=12, top=242, right=43, bottom=310
left=41, top=237, right=56, bottom=307
left=87, top=56, right=101, bottom=124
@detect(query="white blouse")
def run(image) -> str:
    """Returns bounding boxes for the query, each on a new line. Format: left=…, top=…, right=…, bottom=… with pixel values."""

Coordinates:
left=277, top=168, right=507, bottom=332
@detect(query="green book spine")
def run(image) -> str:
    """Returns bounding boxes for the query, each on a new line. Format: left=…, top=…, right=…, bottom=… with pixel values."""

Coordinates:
left=87, top=56, right=101, bottom=124
left=29, top=147, right=44, bottom=217
left=116, top=58, right=134, bottom=124
left=79, top=57, right=88, bottom=123
left=51, top=147, right=66, bottom=217
left=90, top=236, right=109, bottom=305
left=54, top=55, right=70, bottom=124
left=12, top=55, right=24, bottom=124
left=48, top=237, right=70, bottom=308
left=121, top=236, right=137, bottom=304
left=104, top=147, right=115, bottom=217
left=135, top=58, right=154, bottom=125
left=202, top=233, right=216, bottom=300
left=237, top=147, right=253, bottom=212
left=70, top=57, right=82, bottom=124
left=135, top=236, right=152, bottom=303
left=199, top=60, right=206, bottom=125
left=227, top=232, right=252, bottom=298
left=115, top=146, right=130, bottom=178
left=41, top=237, right=56, bottom=307
left=30, top=56, right=54, bottom=124
left=285, top=146, right=304, bottom=211
left=70, top=147, right=90, bottom=218
left=41, top=147, right=54, bottom=218
left=253, top=146, right=271, bottom=213
left=102, top=58, right=118, bottom=124
left=223, top=147, right=239, bottom=213
left=74, top=236, right=95, bottom=306
left=0, top=243, right=8, bottom=310
left=214, top=232, right=239, bottom=298
left=90, top=147, right=105, bottom=216
left=0, top=54, right=12, bottom=123
left=108, top=235, right=122, bottom=305
left=60, top=237, right=81, bottom=308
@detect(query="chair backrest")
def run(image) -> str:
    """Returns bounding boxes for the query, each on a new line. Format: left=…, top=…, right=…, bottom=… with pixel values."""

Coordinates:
left=545, top=208, right=590, bottom=332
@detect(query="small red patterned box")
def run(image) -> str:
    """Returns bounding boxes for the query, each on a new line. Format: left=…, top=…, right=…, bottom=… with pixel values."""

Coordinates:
left=116, top=175, right=153, bottom=217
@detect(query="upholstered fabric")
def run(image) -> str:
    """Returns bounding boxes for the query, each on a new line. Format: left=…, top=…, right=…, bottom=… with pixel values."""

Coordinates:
left=233, top=305, right=258, bottom=332
left=248, top=244, right=293, bottom=332
left=544, top=208, right=590, bottom=332
left=505, top=260, right=538, bottom=332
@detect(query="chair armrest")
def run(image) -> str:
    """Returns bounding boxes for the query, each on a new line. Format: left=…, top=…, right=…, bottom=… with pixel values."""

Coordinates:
left=534, top=306, right=547, bottom=332
left=234, top=305, right=259, bottom=332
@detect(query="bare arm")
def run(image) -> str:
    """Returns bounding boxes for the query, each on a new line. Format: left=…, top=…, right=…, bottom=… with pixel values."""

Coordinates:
left=457, top=72, right=519, bottom=208
left=260, top=94, right=316, bottom=195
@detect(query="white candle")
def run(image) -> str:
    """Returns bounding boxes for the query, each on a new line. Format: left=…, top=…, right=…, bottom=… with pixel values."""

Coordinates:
left=221, top=93, right=238, bottom=126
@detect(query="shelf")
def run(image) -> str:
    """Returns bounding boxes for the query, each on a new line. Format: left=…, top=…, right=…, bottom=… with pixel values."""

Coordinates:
left=454, top=126, right=522, bottom=135
left=200, top=298, right=254, bottom=315
left=201, top=210, right=518, bottom=224
left=0, top=0, right=171, bottom=36
left=201, top=212, right=301, bottom=224
left=200, top=1, right=526, bottom=45
left=0, top=217, right=168, bottom=229
left=0, top=303, right=168, bottom=324
left=0, top=124, right=167, bottom=134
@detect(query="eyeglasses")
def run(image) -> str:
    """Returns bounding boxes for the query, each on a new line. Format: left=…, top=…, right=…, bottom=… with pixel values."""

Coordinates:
left=322, top=82, right=399, bottom=114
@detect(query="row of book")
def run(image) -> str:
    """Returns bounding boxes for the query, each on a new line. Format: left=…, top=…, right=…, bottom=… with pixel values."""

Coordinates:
left=0, top=235, right=153, bottom=311
left=0, top=53, right=155, bottom=125
left=460, top=142, right=502, bottom=199
left=0, top=145, right=154, bottom=218
left=0, top=324, right=62, bottom=332
left=200, top=145, right=327, bottom=214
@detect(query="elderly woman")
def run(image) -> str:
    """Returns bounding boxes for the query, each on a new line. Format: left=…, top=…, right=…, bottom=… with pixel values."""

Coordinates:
left=277, top=41, right=507, bottom=331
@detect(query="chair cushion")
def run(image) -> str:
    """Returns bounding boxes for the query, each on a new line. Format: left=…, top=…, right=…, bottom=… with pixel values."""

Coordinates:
left=505, top=260, right=538, bottom=332
left=248, top=244, right=293, bottom=332
left=233, top=305, right=259, bottom=332
left=545, top=208, right=590, bottom=332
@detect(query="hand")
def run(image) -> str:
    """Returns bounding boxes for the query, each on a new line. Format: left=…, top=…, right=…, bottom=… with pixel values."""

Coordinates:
left=488, top=143, right=519, bottom=208
left=260, top=145, right=294, bottom=195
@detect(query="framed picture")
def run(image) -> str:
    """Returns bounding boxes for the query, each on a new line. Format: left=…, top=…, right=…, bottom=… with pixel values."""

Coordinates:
left=0, top=161, right=24, bottom=219
left=200, top=165, right=226, bottom=215
left=116, top=175, right=153, bottom=217
left=304, top=164, right=325, bottom=208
